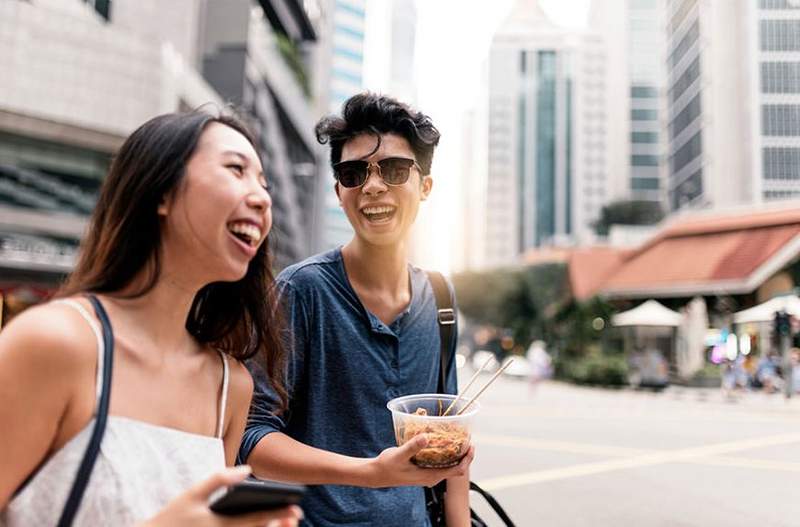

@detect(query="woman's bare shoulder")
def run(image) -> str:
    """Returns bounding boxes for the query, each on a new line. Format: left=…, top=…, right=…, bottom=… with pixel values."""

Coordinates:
left=226, top=357, right=255, bottom=405
left=0, top=299, right=99, bottom=371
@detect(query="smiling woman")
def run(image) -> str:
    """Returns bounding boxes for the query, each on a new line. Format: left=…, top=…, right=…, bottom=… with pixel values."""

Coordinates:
left=0, top=111, right=301, bottom=527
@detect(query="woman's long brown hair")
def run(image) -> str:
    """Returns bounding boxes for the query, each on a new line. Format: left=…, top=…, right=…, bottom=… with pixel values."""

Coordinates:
left=60, top=111, right=287, bottom=410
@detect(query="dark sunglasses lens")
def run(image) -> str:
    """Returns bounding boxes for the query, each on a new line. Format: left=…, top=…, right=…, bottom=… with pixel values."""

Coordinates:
left=335, top=162, right=366, bottom=188
left=379, top=158, right=414, bottom=185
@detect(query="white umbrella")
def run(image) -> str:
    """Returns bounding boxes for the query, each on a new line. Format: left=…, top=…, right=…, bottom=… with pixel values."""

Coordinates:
left=732, top=294, right=800, bottom=324
left=612, top=299, right=684, bottom=327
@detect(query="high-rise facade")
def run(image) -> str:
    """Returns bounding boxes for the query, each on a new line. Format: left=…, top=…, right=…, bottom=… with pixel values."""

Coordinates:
left=755, top=0, right=800, bottom=201
left=665, top=0, right=752, bottom=210
left=589, top=0, right=667, bottom=210
left=316, top=0, right=367, bottom=250
left=627, top=0, right=666, bottom=203
left=0, top=0, right=323, bottom=322
left=664, top=0, right=800, bottom=211
left=0, top=0, right=220, bottom=293
left=200, top=0, right=320, bottom=269
left=485, top=0, right=607, bottom=267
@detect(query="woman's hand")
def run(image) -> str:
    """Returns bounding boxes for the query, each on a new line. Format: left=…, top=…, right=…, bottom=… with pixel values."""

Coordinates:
left=138, top=466, right=303, bottom=527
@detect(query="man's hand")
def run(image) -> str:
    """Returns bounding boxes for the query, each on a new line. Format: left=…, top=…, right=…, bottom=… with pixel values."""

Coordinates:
left=365, top=435, right=475, bottom=488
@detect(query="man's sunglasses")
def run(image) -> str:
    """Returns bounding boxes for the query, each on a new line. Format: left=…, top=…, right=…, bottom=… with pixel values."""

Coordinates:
left=333, top=157, right=421, bottom=188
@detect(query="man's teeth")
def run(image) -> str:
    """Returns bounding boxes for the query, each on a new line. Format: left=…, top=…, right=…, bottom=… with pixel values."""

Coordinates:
left=228, top=222, right=261, bottom=246
left=362, top=206, right=395, bottom=215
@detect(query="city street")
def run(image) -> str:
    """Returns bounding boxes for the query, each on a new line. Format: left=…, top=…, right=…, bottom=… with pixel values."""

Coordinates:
left=464, top=369, right=800, bottom=526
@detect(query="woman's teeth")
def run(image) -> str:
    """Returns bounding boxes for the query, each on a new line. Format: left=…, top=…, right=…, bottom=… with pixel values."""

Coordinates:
left=228, top=222, right=261, bottom=247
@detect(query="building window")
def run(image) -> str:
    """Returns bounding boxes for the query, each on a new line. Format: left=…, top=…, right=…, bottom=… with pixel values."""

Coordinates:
left=762, top=104, right=800, bottom=135
left=763, top=147, right=800, bottom=179
left=670, top=93, right=701, bottom=140
left=333, top=46, right=363, bottom=62
left=671, top=168, right=703, bottom=210
left=669, top=0, right=698, bottom=34
left=760, top=20, right=800, bottom=52
left=631, top=109, right=658, bottom=120
left=669, top=20, right=699, bottom=69
left=631, top=155, right=660, bottom=166
left=335, top=0, right=366, bottom=18
left=671, top=131, right=702, bottom=173
left=334, top=24, right=365, bottom=41
left=331, top=67, right=362, bottom=85
left=669, top=56, right=700, bottom=103
left=761, top=62, right=800, bottom=94
left=631, top=177, right=660, bottom=190
left=632, top=131, right=659, bottom=143
left=534, top=50, right=558, bottom=246
left=765, top=190, right=800, bottom=199
left=631, top=85, right=659, bottom=98
left=760, top=0, right=800, bottom=9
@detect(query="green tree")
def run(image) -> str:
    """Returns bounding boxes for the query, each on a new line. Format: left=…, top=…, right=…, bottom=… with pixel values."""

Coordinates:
left=452, top=263, right=569, bottom=348
left=593, top=200, right=664, bottom=236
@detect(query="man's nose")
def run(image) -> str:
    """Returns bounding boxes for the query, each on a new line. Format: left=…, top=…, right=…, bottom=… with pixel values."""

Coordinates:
left=361, top=165, right=387, bottom=194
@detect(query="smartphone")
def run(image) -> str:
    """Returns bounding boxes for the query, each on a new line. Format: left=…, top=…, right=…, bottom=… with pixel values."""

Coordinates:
left=209, top=478, right=306, bottom=516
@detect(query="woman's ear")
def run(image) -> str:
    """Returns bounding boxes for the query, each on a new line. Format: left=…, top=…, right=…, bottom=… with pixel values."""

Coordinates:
left=157, top=192, right=172, bottom=216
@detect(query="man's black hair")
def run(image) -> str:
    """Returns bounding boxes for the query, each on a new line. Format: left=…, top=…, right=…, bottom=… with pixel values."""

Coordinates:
left=315, top=92, right=440, bottom=175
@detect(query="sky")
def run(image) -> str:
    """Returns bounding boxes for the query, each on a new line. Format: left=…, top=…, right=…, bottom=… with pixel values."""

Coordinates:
left=363, top=0, right=591, bottom=273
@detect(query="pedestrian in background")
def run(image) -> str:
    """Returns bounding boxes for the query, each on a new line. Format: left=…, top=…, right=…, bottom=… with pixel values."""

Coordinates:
left=240, top=93, right=474, bottom=526
left=0, top=112, right=301, bottom=526
left=526, top=340, right=552, bottom=393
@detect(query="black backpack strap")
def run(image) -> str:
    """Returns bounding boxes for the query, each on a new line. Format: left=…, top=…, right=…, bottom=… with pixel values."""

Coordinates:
left=425, top=274, right=518, bottom=527
left=57, top=295, right=114, bottom=527
left=425, top=271, right=456, bottom=524
left=426, top=271, right=455, bottom=393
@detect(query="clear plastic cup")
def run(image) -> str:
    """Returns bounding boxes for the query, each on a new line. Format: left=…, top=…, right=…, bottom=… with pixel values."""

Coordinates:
left=386, top=393, right=479, bottom=468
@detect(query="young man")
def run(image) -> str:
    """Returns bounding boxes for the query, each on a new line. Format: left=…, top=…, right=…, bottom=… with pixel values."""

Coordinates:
left=239, top=93, right=473, bottom=526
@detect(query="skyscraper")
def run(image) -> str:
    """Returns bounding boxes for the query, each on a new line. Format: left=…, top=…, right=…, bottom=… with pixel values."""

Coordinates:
left=0, top=0, right=324, bottom=310
left=754, top=0, right=800, bottom=201
left=200, top=0, right=320, bottom=269
left=665, top=0, right=752, bottom=210
left=485, top=0, right=607, bottom=267
left=590, top=0, right=667, bottom=210
left=627, top=0, right=666, bottom=203
left=0, top=0, right=220, bottom=293
left=317, top=0, right=367, bottom=250
left=664, top=0, right=800, bottom=211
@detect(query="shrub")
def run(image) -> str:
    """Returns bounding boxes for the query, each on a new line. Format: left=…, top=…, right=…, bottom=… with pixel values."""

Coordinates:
left=559, top=351, right=629, bottom=387
left=687, top=363, right=721, bottom=387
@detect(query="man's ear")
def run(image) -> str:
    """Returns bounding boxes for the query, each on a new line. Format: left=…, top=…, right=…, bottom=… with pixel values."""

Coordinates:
left=420, top=175, right=433, bottom=201
left=334, top=181, right=343, bottom=205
